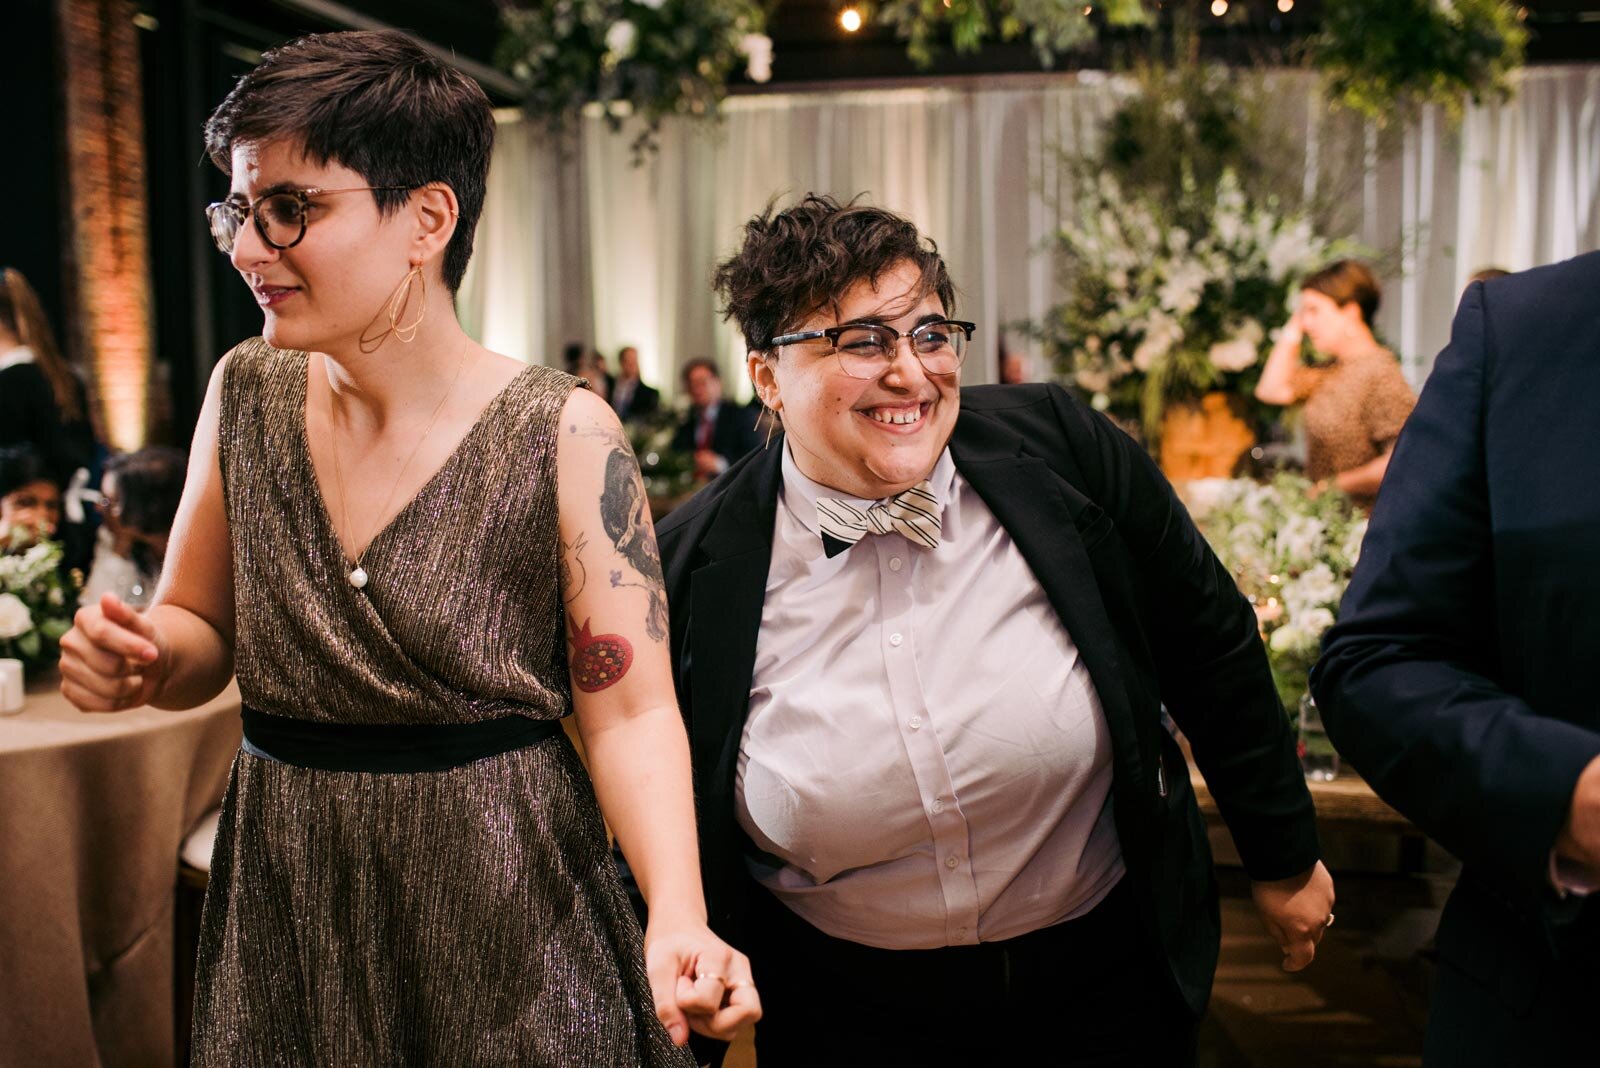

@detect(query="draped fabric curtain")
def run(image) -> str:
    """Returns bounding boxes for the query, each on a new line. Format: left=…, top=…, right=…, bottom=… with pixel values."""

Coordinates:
left=462, top=66, right=1600, bottom=400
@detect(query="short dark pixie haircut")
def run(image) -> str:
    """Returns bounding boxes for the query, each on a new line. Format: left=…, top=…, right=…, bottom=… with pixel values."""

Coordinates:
left=713, top=194, right=956, bottom=354
left=203, top=28, right=495, bottom=292
left=1301, top=259, right=1381, bottom=328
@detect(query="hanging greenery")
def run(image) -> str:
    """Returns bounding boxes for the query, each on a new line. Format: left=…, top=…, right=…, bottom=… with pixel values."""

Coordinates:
left=1309, top=0, right=1528, bottom=122
left=873, top=0, right=1152, bottom=68
left=497, top=0, right=770, bottom=159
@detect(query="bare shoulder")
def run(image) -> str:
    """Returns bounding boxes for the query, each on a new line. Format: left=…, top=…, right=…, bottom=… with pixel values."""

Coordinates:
left=558, top=385, right=631, bottom=451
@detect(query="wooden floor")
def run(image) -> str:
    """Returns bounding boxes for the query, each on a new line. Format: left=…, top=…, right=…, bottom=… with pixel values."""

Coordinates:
left=722, top=864, right=1448, bottom=1068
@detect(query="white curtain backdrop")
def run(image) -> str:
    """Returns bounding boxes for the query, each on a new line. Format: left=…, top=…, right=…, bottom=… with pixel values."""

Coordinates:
left=461, top=65, right=1600, bottom=400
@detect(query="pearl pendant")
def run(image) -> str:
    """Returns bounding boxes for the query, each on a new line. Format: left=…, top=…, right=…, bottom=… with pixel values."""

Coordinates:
left=348, top=565, right=368, bottom=589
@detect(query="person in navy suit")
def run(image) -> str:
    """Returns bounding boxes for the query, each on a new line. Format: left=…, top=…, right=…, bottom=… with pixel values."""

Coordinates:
left=647, top=194, right=1335, bottom=1067
left=1314, top=252, right=1600, bottom=1065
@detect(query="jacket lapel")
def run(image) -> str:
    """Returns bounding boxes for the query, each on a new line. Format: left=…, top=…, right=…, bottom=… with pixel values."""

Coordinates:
left=687, top=444, right=783, bottom=799
left=950, top=418, right=1150, bottom=798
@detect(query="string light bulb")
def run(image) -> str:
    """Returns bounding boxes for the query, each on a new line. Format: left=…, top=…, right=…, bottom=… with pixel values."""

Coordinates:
left=1211, top=0, right=1228, bottom=15
left=840, top=6, right=863, bottom=32
left=1277, top=0, right=1294, bottom=11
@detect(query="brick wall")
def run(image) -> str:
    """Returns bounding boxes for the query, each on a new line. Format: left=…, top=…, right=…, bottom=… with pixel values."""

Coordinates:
left=58, top=0, right=152, bottom=451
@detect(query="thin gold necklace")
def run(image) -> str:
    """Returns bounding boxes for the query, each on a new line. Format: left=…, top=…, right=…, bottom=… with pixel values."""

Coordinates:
left=324, top=342, right=469, bottom=590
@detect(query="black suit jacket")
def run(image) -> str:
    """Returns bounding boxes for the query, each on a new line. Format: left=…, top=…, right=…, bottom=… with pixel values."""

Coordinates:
left=612, top=379, right=660, bottom=422
left=656, top=382, right=1319, bottom=1041
left=671, top=403, right=759, bottom=467
left=1313, top=253, right=1600, bottom=1053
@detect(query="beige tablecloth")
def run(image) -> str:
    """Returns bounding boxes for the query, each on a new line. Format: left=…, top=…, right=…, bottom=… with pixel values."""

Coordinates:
left=0, top=673, right=242, bottom=1068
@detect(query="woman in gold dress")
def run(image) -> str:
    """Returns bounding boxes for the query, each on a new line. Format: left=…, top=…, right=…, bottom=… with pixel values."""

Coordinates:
left=58, top=29, right=756, bottom=1065
left=1256, top=260, right=1417, bottom=508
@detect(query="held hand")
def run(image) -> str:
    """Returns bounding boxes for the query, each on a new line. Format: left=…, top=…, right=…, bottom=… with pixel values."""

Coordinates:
left=1251, top=860, right=1335, bottom=972
left=643, top=918, right=761, bottom=1046
left=1555, top=754, right=1600, bottom=873
left=58, top=593, right=170, bottom=713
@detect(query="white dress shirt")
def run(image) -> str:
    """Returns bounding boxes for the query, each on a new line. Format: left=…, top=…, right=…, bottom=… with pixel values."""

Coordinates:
left=735, top=444, right=1125, bottom=949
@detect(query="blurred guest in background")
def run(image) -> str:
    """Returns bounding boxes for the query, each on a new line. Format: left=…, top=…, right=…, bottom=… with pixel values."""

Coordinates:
left=0, top=268, right=96, bottom=485
left=1000, top=350, right=1031, bottom=384
left=80, top=446, right=187, bottom=608
left=672, top=358, right=758, bottom=480
left=0, top=445, right=62, bottom=550
left=1255, top=260, right=1416, bottom=508
left=610, top=345, right=659, bottom=422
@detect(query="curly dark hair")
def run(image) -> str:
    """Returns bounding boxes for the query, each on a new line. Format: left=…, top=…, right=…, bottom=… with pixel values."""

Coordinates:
left=204, top=29, right=494, bottom=292
left=713, top=194, right=956, bottom=354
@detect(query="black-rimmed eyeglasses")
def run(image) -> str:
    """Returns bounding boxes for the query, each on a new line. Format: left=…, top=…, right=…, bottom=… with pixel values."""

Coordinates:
left=204, top=186, right=416, bottom=255
left=767, top=319, right=977, bottom=379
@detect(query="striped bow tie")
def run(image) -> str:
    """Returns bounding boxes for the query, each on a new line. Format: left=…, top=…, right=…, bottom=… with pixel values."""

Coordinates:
left=816, top=481, right=942, bottom=558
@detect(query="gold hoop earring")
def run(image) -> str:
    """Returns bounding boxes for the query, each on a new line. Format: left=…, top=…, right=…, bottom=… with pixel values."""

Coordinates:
left=388, top=265, right=426, bottom=343
left=358, top=265, right=426, bottom=352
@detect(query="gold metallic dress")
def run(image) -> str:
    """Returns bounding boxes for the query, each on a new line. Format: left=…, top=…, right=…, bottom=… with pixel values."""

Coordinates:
left=192, top=339, right=692, bottom=1067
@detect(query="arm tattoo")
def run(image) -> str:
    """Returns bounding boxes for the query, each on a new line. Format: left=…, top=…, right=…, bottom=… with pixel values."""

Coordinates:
left=560, top=533, right=588, bottom=604
left=598, top=440, right=669, bottom=643
left=568, top=617, right=633, bottom=692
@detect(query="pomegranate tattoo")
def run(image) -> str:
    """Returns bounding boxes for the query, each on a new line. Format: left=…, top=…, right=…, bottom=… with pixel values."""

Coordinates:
left=568, top=618, right=633, bottom=692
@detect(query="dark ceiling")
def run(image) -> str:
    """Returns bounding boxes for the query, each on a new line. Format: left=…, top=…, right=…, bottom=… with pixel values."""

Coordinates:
left=188, top=0, right=1600, bottom=104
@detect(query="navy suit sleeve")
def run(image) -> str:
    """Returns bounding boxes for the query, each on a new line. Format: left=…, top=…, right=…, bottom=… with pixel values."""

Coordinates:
left=1311, top=283, right=1600, bottom=896
left=1046, top=385, right=1320, bottom=882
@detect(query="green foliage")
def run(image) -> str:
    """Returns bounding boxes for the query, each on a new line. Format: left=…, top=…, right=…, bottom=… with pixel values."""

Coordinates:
left=1311, top=0, right=1528, bottom=123
left=498, top=0, right=768, bottom=159
left=874, top=0, right=1151, bottom=67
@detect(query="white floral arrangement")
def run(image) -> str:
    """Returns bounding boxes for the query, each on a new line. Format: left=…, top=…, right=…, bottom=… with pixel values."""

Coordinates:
left=499, top=0, right=770, bottom=159
left=1040, top=169, right=1349, bottom=435
left=0, top=533, right=79, bottom=668
left=1187, top=474, right=1367, bottom=712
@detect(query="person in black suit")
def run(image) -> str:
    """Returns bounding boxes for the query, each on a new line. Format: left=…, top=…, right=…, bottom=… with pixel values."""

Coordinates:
left=671, top=358, right=758, bottom=481
left=610, top=346, right=661, bottom=422
left=650, top=195, right=1334, bottom=1066
left=1313, top=253, right=1600, bottom=1066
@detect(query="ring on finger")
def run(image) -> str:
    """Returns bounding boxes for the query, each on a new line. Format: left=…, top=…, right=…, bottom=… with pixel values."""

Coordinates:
left=1324, top=913, right=1335, bottom=929
left=694, top=971, right=724, bottom=984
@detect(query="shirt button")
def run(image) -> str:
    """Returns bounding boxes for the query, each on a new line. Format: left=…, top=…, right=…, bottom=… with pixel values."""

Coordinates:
left=908, top=716, right=922, bottom=730
left=932, top=798, right=945, bottom=813
left=889, top=557, right=903, bottom=572
left=945, top=855, right=960, bottom=869
left=889, top=633, right=903, bottom=647
left=956, top=926, right=968, bottom=938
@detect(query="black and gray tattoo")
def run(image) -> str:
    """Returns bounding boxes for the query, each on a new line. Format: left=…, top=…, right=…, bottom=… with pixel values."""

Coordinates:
left=577, top=421, right=669, bottom=643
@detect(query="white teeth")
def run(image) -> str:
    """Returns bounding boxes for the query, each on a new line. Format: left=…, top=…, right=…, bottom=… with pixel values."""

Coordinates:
left=867, top=406, right=923, bottom=425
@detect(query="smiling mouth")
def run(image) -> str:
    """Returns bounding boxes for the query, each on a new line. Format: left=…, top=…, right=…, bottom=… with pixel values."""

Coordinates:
left=860, top=402, right=931, bottom=427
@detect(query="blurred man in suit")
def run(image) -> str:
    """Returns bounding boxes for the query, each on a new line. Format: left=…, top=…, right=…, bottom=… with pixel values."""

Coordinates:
left=1314, top=251, right=1600, bottom=1065
left=672, top=358, right=757, bottom=481
left=610, top=346, right=660, bottom=423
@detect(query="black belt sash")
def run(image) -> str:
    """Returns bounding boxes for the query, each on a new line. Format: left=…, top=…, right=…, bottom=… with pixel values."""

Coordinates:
left=241, top=704, right=562, bottom=773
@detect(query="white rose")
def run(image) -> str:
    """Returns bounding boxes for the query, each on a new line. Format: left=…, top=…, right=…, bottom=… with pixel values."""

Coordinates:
left=1208, top=337, right=1259, bottom=373
left=1270, top=624, right=1316, bottom=656
left=740, top=33, right=773, bottom=83
left=605, top=20, right=637, bottom=60
left=0, top=593, right=32, bottom=640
